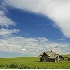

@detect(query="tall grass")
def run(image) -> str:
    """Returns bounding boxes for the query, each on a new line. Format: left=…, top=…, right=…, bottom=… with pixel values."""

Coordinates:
left=0, top=57, right=70, bottom=69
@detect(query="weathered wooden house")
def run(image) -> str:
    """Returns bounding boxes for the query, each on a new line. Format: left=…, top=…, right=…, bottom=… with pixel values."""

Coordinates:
left=39, top=51, right=64, bottom=62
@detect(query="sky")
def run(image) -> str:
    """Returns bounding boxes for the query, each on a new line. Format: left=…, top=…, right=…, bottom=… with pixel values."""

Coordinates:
left=0, top=0, right=70, bottom=57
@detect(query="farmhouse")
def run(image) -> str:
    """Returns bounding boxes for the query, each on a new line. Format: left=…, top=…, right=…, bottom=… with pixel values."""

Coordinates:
left=39, top=50, right=64, bottom=62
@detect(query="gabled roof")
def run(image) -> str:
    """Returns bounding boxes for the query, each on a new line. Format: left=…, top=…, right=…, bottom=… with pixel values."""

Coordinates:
left=39, top=51, right=58, bottom=58
left=45, top=51, right=57, bottom=58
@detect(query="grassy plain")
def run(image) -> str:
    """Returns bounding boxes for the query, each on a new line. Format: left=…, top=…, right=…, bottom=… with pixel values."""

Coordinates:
left=0, top=56, right=70, bottom=69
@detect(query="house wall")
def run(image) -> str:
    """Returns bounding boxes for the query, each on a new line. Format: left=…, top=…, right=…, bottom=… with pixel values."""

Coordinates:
left=42, top=56, right=47, bottom=62
left=40, top=56, right=56, bottom=62
left=40, top=56, right=64, bottom=62
left=40, top=55, right=48, bottom=62
left=48, top=58, right=55, bottom=62
left=55, top=56, right=64, bottom=62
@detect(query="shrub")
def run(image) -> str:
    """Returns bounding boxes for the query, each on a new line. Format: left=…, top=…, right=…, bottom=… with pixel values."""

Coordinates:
left=17, top=64, right=30, bottom=69
left=6, top=63, right=17, bottom=68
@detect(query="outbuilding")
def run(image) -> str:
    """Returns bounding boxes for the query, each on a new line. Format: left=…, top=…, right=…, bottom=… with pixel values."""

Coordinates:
left=39, top=50, right=64, bottom=62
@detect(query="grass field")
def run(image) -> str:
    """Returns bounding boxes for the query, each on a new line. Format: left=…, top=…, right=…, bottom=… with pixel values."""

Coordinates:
left=0, top=56, right=70, bottom=69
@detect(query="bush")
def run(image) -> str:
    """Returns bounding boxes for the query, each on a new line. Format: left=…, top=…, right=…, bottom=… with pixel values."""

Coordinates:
left=18, top=64, right=30, bottom=69
left=6, top=63, right=17, bottom=68
left=0, top=64, right=4, bottom=67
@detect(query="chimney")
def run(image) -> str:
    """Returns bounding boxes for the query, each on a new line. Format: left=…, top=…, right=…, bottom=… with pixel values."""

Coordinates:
left=51, top=50, right=52, bottom=52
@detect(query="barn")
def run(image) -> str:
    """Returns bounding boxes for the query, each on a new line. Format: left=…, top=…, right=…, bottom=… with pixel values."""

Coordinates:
left=39, top=50, right=64, bottom=62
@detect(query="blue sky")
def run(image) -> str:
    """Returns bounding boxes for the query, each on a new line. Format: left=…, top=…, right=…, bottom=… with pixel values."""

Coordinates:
left=7, top=8, right=63, bottom=40
left=0, top=0, right=70, bottom=57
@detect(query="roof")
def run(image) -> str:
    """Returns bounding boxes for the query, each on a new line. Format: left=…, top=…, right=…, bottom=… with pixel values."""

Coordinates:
left=39, top=51, right=58, bottom=59
left=45, top=51, right=57, bottom=58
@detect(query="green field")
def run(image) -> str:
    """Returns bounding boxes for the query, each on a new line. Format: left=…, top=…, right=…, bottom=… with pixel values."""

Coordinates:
left=0, top=56, right=70, bottom=69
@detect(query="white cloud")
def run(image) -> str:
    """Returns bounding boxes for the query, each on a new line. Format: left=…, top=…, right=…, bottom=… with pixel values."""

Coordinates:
left=0, top=28, right=20, bottom=36
left=0, top=4, right=9, bottom=13
left=0, top=6, right=20, bottom=36
left=0, top=36, right=69, bottom=56
left=3, top=0, right=70, bottom=37
left=0, top=10, right=15, bottom=27
left=22, top=49, right=26, bottom=51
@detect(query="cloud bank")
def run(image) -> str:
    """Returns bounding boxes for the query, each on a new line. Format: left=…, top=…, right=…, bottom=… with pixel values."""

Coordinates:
left=0, top=28, right=20, bottom=36
left=0, top=37, right=70, bottom=56
left=3, top=0, right=70, bottom=38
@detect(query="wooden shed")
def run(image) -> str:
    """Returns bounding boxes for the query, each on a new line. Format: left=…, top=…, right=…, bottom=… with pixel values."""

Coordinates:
left=39, top=51, right=64, bottom=62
